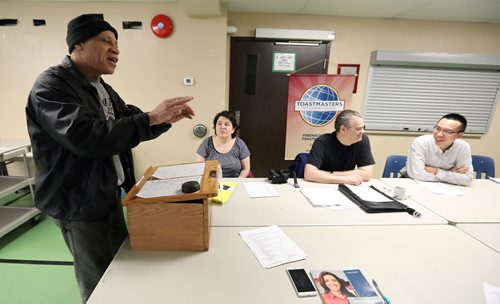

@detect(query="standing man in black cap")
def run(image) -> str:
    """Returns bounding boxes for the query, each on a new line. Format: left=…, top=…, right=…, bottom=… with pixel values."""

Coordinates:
left=26, top=14, right=194, bottom=302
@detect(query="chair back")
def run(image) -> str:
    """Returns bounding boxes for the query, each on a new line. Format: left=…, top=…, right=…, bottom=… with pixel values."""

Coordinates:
left=289, top=153, right=309, bottom=178
left=382, top=155, right=407, bottom=178
left=471, top=155, right=495, bottom=179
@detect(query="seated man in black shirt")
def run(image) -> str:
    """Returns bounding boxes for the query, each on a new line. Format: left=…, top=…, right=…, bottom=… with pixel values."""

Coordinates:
left=304, top=110, right=375, bottom=185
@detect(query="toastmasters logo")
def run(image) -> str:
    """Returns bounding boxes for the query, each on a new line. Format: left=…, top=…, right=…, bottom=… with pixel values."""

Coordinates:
left=295, top=84, right=344, bottom=127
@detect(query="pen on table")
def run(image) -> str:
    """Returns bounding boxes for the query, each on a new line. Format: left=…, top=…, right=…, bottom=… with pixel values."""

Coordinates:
left=372, top=279, right=391, bottom=304
left=405, top=207, right=421, bottom=218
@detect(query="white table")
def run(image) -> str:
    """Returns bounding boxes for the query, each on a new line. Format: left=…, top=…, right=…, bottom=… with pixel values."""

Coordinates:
left=457, top=223, right=500, bottom=253
left=88, top=225, right=500, bottom=304
left=379, top=178, right=500, bottom=224
left=211, top=178, right=447, bottom=226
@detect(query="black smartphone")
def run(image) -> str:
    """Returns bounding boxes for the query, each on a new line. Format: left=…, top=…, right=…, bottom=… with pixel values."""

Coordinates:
left=286, top=268, right=317, bottom=297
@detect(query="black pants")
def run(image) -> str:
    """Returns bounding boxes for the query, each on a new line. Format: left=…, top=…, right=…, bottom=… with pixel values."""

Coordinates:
left=54, top=197, right=127, bottom=303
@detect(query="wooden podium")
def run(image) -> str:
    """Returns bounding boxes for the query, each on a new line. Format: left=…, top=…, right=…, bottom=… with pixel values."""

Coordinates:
left=122, top=161, right=219, bottom=251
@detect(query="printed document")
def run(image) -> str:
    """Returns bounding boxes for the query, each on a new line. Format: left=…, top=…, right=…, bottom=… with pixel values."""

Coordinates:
left=484, top=282, right=500, bottom=304
left=136, top=176, right=202, bottom=198
left=239, top=225, right=307, bottom=268
left=153, top=163, right=205, bottom=179
left=345, top=184, right=391, bottom=202
left=416, top=180, right=463, bottom=196
left=488, top=177, right=500, bottom=184
left=300, top=187, right=357, bottom=210
left=243, top=182, right=280, bottom=198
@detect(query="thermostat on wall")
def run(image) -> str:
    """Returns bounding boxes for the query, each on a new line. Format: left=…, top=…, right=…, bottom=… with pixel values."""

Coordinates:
left=193, top=124, right=207, bottom=138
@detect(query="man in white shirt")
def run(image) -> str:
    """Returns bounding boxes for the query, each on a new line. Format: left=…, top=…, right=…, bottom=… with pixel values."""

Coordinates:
left=401, top=113, right=473, bottom=186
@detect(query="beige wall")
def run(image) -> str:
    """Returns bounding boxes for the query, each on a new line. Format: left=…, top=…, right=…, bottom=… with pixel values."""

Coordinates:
left=1, top=4, right=499, bottom=178
left=0, top=2, right=227, bottom=177
left=228, top=13, right=500, bottom=177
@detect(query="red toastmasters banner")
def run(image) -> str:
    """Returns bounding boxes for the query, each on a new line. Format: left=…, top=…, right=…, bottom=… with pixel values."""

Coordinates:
left=284, top=74, right=355, bottom=160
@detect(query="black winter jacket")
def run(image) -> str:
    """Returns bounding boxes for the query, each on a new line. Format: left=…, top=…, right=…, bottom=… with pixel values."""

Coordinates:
left=26, top=56, right=170, bottom=221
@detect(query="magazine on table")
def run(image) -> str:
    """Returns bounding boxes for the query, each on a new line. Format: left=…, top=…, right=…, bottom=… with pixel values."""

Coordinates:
left=310, top=269, right=384, bottom=304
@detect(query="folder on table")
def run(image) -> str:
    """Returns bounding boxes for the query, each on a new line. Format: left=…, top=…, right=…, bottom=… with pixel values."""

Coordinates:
left=338, top=184, right=410, bottom=214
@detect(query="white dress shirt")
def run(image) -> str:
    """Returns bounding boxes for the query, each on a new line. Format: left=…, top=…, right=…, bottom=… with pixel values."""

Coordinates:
left=402, top=135, right=473, bottom=186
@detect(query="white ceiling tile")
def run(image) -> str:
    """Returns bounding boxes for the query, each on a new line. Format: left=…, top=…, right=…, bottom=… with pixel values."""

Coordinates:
left=399, top=0, right=500, bottom=22
left=300, top=0, right=431, bottom=18
left=221, top=0, right=500, bottom=23
left=223, top=0, right=309, bottom=14
left=8, top=0, right=500, bottom=23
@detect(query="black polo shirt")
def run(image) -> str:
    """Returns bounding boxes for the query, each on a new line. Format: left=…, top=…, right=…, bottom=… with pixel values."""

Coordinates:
left=308, top=132, right=375, bottom=172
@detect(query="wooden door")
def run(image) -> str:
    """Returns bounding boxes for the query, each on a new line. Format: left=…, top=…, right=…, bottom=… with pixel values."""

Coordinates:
left=229, top=38, right=330, bottom=177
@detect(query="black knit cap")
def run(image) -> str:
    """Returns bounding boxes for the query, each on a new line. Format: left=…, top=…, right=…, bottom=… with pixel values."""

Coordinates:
left=66, top=14, right=118, bottom=53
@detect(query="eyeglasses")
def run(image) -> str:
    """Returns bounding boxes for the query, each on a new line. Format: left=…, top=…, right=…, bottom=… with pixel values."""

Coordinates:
left=433, top=125, right=462, bottom=135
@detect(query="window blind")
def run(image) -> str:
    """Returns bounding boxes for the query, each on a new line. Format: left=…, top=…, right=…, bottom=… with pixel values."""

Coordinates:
left=363, top=52, right=500, bottom=134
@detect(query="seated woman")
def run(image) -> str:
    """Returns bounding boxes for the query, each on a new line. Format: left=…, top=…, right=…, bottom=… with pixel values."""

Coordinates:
left=196, top=110, right=251, bottom=178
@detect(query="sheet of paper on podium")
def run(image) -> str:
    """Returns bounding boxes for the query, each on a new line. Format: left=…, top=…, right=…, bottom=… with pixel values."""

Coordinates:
left=136, top=163, right=205, bottom=198
left=137, top=176, right=202, bottom=198
left=153, top=163, right=205, bottom=179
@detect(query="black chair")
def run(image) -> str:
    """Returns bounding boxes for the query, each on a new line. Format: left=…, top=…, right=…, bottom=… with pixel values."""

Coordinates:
left=382, top=155, right=407, bottom=178
left=471, top=155, right=495, bottom=179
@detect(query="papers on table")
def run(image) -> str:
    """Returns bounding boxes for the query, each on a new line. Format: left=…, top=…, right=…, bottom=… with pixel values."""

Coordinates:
left=239, top=225, right=307, bottom=269
left=416, top=180, right=464, bottom=196
left=488, top=176, right=500, bottom=184
left=484, top=282, right=500, bottom=304
left=243, top=182, right=280, bottom=198
left=345, top=184, right=391, bottom=202
left=300, top=187, right=357, bottom=211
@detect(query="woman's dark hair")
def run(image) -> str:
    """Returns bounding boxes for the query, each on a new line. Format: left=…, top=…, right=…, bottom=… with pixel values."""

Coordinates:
left=318, top=271, right=356, bottom=297
left=213, top=110, right=239, bottom=138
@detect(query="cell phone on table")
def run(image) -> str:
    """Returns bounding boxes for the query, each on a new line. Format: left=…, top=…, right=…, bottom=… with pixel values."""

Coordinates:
left=286, top=268, right=317, bottom=297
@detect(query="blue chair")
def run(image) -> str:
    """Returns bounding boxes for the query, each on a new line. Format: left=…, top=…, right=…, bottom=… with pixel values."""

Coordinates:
left=289, top=153, right=309, bottom=178
left=471, top=155, right=495, bottom=179
left=382, top=155, right=407, bottom=178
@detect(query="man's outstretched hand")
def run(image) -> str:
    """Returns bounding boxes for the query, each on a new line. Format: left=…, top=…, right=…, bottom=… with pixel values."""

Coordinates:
left=148, top=96, right=195, bottom=125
